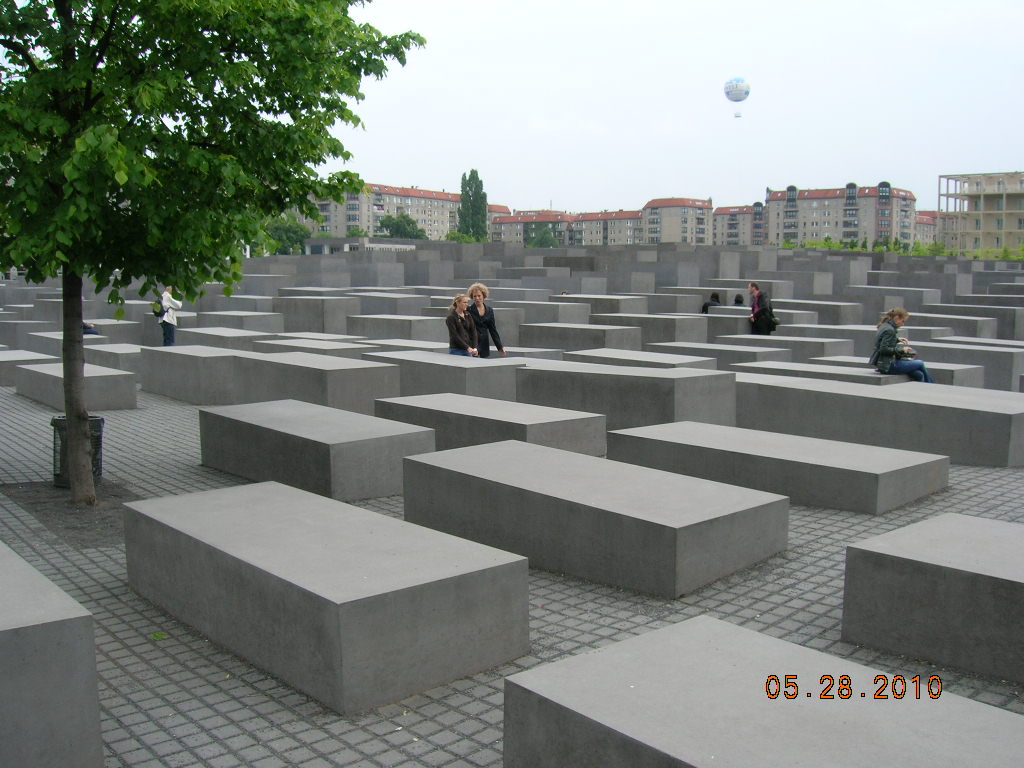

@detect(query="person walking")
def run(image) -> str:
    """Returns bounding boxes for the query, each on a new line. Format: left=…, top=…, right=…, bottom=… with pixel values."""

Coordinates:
left=747, top=282, right=774, bottom=335
left=446, top=294, right=479, bottom=357
left=870, top=308, right=934, bottom=382
left=467, top=283, right=507, bottom=358
left=160, top=285, right=183, bottom=346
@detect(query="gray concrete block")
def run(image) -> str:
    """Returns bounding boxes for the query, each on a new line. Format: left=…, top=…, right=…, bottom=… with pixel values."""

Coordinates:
left=404, top=441, right=787, bottom=597
left=519, top=322, right=642, bottom=351
left=271, top=296, right=361, bottom=334
left=0, top=541, right=103, bottom=768
left=24, top=330, right=110, bottom=357
left=200, top=399, right=434, bottom=500
left=81, top=318, right=144, bottom=344
left=716, top=334, right=855, bottom=361
left=812, top=355, right=985, bottom=388
left=842, top=513, right=1024, bottom=683
left=736, top=373, right=1024, bottom=466
left=360, top=338, right=450, bottom=354
left=0, top=349, right=58, bottom=384
left=350, top=291, right=429, bottom=315
left=251, top=339, right=377, bottom=358
left=907, top=340, right=1024, bottom=390
left=139, top=346, right=255, bottom=404
left=590, top=313, right=707, bottom=344
left=517, top=360, right=736, bottom=430
left=491, top=300, right=591, bottom=324
left=83, top=343, right=142, bottom=374
left=645, top=341, right=792, bottom=367
left=771, top=299, right=862, bottom=324
left=550, top=294, right=648, bottom=314
left=504, top=615, right=1024, bottom=768
left=608, top=421, right=948, bottom=514
left=236, top=352, right=399, bottom=414
left=376, top=393, right=606, bottom=454
left=362, top=349, right=524, bottom=400
left=125, top=482, right=529, bottom=714
left=197, top=310, right=285, bottom=332
left=346, top=314, right=448, bottom=342
left=15, top=362, right=137, bottom=410
left=729, top=360, right=908, bottom=385
left=175, top=326, right=277, bottom=351
left=565, top=348, right=717, bottom=369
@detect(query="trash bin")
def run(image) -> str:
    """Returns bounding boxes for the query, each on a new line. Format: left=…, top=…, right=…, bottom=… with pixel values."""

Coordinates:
left=51, top=415, right=104, bottom=488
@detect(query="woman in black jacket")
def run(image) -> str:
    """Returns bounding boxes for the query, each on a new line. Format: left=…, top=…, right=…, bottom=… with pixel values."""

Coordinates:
left=446, top=294, right=479, bottom=356
left=467, top=283, right=507, bottom=358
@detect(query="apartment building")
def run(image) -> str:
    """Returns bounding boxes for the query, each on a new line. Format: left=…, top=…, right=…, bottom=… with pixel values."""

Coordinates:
left=938, top=171, right=1024, bottom=254
left=712, top=203, right=767, bottom=246
left=763, top=182, right=916, bottom=247
left=489, top=211, right=577, bottom=246
left=299, top=184, right=511, bottom=241
left=641, top=198, right=714, bottom=245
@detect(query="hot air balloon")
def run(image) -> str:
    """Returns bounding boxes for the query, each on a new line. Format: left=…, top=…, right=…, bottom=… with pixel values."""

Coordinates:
left=724, top=77, right=750, bottom=118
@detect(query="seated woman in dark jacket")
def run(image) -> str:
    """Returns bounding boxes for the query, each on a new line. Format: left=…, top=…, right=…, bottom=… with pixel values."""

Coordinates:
left=467, top=282, right=507, bottom=358
left=446, top=294, right=479, bottom=357
left=869, top=308, right=934, bottom=382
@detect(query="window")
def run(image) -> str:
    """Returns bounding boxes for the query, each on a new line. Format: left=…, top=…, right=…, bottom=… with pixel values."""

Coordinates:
left=996, top=218, right=1003, bottom=230
left=346, top=203, right=359, bottom=211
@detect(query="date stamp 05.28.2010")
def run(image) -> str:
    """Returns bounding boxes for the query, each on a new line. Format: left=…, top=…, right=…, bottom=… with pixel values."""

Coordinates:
left=765, top=674, right=943, bottom=701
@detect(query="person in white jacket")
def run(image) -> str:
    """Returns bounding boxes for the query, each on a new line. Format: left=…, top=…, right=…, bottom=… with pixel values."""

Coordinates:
left=160, top=286, right=183, bottom=346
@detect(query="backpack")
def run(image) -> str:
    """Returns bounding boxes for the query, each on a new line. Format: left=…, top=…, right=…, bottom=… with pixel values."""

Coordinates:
left=152, top=300, right=166, bottom=318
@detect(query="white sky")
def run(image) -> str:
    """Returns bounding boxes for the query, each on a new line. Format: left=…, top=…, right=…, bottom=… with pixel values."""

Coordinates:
left=326, top=0, right=1023, bottom=213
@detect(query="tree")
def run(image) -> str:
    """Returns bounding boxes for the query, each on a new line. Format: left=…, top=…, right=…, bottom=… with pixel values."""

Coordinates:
left=0, top=1, right=422, bottom=504
left=457, top=169, right=488, bottom=241
left=445, top=230, right=477, bottom=243
left=266, top=213, right=311, bottom=255
left=346, top=226, right=369, bottom=238
left=526, top=224, right=558, bottom=248
left=380, top=213, right=427, bottom=240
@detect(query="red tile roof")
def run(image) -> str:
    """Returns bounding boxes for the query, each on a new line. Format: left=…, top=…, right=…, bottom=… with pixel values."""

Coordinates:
left=713, top=206, right=756, bottom=215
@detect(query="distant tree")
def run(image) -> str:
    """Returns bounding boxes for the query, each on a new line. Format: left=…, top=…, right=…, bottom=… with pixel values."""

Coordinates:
left=781, top=239, right=797, bottom=249
left=445, top=231, right=477, bottom=243
left=266, top=213, right=311, bottom=255
left=457, top=169, right=488, bottom=241
left=911, top=241, right=926, bottom=256
left=0, top=0, right=421, bottom=504
left=380, top=214, right=427, bottom=239
left=346, top=226, right=369, bottom=238
left=527, top=224, right=558, bottom=248
left=926, top=241, right=946, bottom=257
left=861, top=238, right=869, bottom=250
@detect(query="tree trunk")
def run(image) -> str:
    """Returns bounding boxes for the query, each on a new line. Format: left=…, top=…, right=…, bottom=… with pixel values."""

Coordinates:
left=62, top=270, right=97, bottom=506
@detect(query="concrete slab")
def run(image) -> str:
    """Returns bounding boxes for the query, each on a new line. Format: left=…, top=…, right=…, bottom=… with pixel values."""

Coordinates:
left=608, top=421, right=948, bottom=514
left=504, top=615, right=1024, bottom=768
left=376, top=393, right=606, bottom=454
left=362, top=349, right=525, bottom=400
left=736, top=373, right=1024, bottom=466
left=843, top=513, right=1024, bottom=683
left=15, top=362, right=137, bottom=410
left=517, top=360, right=735, bottom=430
left=0, top=541, right=103, bottom=768
left=564, top=348, right=717, bottom=369
left=125, top=482, right=530, bottom=714
left=0, top=349, right=58, bottom=384
left=200, top=399, right=434, bottom=500
left=520, top=322, right=642, bottom=351
left=404, top=440, right=787, bottom=597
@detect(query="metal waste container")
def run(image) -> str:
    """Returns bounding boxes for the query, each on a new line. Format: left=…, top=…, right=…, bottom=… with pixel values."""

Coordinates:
left=51, top=415, right=104, bottom=487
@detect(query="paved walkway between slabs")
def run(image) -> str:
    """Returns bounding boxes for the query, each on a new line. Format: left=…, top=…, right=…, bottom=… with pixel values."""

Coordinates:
left=1, top=383, right=1022, bottom=768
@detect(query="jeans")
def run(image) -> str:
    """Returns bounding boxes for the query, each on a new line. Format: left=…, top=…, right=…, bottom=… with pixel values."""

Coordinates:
left=161, top=321, right=176, bottom=346
left=448, top=348, right=471, bottom=356
left=889, top=359, right=933, bottom=383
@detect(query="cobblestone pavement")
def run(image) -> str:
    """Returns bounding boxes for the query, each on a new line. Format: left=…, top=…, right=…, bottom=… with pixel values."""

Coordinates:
left=1, top=384, right=1022, bottom=767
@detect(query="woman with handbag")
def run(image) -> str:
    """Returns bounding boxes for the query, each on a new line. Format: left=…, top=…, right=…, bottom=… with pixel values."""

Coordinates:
left=869, top=308, right=934, bottom=382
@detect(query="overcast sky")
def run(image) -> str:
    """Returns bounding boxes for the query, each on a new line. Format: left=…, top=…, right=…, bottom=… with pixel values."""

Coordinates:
left=326, top=0, right=1023, bottom=213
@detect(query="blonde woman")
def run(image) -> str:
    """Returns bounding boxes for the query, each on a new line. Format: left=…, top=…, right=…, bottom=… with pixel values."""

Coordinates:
left=869, top=308, right=934, bottom=382
left=467, top=282, right=507, bottom=358
left=446, top=294, right=479, bottom=357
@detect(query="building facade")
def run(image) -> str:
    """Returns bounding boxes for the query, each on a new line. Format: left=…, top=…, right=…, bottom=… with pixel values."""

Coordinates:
left=762, top=182, right=916, bottom=248
left=299, top=184, right=511, bottom=241
left=938, top=172, right=1024, bottom=254
left=640, top=198, right=713, bottom=245
left=712, top=203, right=766, bottom=246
